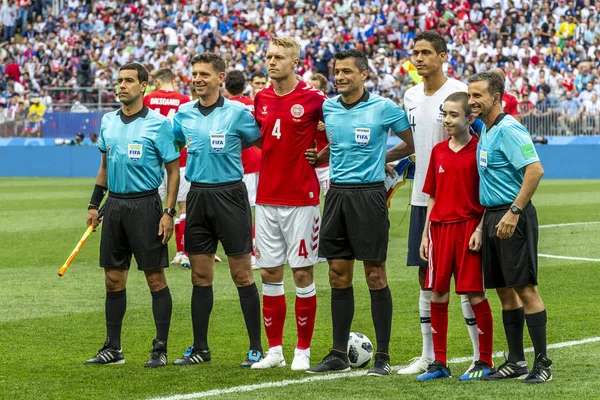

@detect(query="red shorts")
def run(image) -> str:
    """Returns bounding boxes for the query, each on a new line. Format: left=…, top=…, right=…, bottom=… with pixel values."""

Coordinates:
left=425, top=219, right=484, bottom=294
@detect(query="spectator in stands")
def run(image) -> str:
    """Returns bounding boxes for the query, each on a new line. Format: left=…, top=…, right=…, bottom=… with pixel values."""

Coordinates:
left=583, top=92, right=600, bottom=133
left=70, top=100, right=89, bottom=113
left=74, top=132, right=85, bottom=146
left=1, top=1, right=17, bottom=42
left=559, top=91, right=582, bottom=135
left=90, top=133, right=99, bottom=146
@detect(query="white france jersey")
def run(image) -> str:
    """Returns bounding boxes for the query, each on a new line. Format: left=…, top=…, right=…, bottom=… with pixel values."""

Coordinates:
left=404, top=78, right=467, bottom=207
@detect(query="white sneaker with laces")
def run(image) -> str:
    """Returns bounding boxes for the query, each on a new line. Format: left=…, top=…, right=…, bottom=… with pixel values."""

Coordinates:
left=291, top=348, right=310, bottom=371
left=397, top=356, right=432, bottom=375
left=251, top=347, right=286, bottom=369
left=171, top=252, right=184, bottom=265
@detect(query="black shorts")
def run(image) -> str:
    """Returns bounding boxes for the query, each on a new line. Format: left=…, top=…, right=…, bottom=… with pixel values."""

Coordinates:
left=185, top=180, right=252, bottom=256
left=407, top=205, right=428, bottom=267
left=319, top=182, right=389, bottom=262
left=100, top=189, right=169, bottom=271
left=482, top=203, right=539, bottom=289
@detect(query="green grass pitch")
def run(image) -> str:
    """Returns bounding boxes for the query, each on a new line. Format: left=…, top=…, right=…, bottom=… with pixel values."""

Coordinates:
left=1, top=178, right=599, bottom=399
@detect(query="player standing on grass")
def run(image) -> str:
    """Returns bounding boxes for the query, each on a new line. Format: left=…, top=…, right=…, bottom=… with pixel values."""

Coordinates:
left=415, top=92, right=495, bottom=381
left=84, top=63, right=180, bottom=368
left=306, top=49, right=414, bottom=376
left=468, top=72, right=551, bottom=384
left=143, top=68, right=193, bottom=268
left=225, top=70, right=262, bottom=268
left=250, top=36, right=326, bottom=372
left=388, top=31, right=482, bottom=376
left=170, top=53, right=264, bottom=368
left=307, top=73, right=331, bottom=196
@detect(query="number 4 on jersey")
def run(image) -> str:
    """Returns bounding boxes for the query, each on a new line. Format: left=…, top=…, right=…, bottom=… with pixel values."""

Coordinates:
left=272, top=119, right=282, bottom=139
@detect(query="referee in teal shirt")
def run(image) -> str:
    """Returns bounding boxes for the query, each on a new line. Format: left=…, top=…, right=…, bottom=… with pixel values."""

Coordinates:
left=307, top=50, right=414, bottom=376
left=84, top=63, right=181, bottom=368
left=170, top=53, right=264, bottom=368
left=468, top=71, right=552, bottom=383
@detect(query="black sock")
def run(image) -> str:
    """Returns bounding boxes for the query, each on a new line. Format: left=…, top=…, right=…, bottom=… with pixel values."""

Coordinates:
left=192, top=285, right=213, bottom=350
left=237, top=283, right=263, bottom=353
left=332, top=286, right=354, bottom=353
left=370, top=286, right=392, bottom=354
left=151, top=286, right=172, bottom=343
left=525, top=310, right=547, bottom=359
left=502, top=307, right=525, bottom=363
left=106, top=289, right=126, bottom=349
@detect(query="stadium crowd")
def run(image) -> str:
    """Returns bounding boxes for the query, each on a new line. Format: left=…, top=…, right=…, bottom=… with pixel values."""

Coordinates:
left=1, top=0, right=600, bottom=136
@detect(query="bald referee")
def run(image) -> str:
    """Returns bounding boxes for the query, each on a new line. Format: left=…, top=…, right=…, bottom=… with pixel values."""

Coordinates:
left=307, top=49, right=414, bottom=376
left=84, top=63, right=180, bottom=368
left=171, top=53, right=264, bottom=368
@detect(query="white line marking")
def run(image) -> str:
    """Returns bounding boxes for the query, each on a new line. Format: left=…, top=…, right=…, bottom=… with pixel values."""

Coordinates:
left=539, top=254, right=600, bottom=262
left=148, top=336, right=600, bottom=400
left=539, top=221, right=600, bottom=229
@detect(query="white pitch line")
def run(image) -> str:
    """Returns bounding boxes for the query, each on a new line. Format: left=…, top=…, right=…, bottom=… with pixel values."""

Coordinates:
left=539, top=221, right=600, bottom=229
left=539, top=254, right=600, bottom=262
left=148, top=336, right=600, bottom=400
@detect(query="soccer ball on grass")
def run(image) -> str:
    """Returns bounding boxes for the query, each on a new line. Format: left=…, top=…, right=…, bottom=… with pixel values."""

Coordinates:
left=347, top=332, right=373, bottom=368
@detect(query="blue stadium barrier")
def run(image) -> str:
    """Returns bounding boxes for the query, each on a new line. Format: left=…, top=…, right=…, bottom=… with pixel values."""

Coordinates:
left=0, top=138, right=599, bottom=178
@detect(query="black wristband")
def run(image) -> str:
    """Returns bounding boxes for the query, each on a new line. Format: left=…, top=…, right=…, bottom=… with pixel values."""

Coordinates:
left=90, top=184, right=107, bottom=207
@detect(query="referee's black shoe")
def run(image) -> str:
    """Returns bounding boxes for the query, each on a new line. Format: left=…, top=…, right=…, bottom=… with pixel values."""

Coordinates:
left=306, top=350, right=351, bottom=373
left=84, top=338, right=125, bottom=365
left=145, top=339, right=168, bottom=368
left=481, top=358, right=529, bottom=380
left=367, top=353, right=392, bottom=376
left=523, top=355, right=552, bottom=384
left=173, top=346, right=211, bottom=365
left=240, top=349, right=263, bottom=368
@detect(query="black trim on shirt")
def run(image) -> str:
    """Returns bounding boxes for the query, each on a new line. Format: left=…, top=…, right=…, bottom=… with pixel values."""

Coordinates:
left=490, top=112, right=507, bottom=129
left=117, top=105, right=149, bottom=124
left=195, top=95, right=225, bottom=116
left=338, top=88, right=370, bottom=110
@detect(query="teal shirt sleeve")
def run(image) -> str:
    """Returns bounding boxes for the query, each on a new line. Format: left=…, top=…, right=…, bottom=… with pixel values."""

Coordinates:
left=236, top=107, right=262, bottom=143
left=500, top=124, right=540, bottom=170
left=173, top=112, right=185, bottom=144
left=97, top=114, right=107, bottom=152
left=383, top=99, right=411, bottom=133
left=154, top=119, right=180, bottom=163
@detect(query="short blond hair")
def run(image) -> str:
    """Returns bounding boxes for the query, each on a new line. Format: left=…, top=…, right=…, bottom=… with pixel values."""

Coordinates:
left=269, top=36, right=300, bottom=60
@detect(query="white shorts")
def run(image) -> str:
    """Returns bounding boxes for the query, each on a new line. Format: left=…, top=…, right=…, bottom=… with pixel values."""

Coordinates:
left=158, top=167, right=190, bottom=203
left=242, top=172, right=259, bottom=207
left=255, top=205, right=320, bottom=268
left=316, top=166, right=330, bottom=195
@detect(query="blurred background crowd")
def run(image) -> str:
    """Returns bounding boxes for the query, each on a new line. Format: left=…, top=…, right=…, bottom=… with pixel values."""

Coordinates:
left=1, top=0, right=599, bottom=137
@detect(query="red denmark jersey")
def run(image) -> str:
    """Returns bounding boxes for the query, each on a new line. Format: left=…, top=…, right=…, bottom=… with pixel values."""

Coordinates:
left=144, top=89, right=190, bottom=167
left=230, top=95, right=262, bottom=174
left=502, top=92, right=521, bottom=118
left=254, top=81, right=326, bottom=206
left=422, top=137, right=484, bottom=223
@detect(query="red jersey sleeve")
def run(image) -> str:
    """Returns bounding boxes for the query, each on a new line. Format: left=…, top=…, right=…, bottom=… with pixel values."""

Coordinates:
left=503, top=93, right=521, bottom=117
left=422, top=145, right=438, bottom=197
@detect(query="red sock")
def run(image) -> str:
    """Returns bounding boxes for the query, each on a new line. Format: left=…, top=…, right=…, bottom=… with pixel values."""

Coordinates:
left=472, top=299, right=494, bottom=366
left=262, top=284, right=286, bottom=348
left=431, top=301, right=449, bottom=365
left=174, top=219, right=184, bottom=253
left=295, top=284, right=317, bottom=350
left=179, top=217, right=187, bottom=255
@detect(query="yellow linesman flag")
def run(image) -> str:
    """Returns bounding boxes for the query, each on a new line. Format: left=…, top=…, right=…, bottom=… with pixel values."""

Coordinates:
left=402, top=61, right=423, bottom=84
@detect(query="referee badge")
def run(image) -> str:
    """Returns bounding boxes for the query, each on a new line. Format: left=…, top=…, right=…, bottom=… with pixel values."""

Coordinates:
left=479, top=150, right=488, bottom=170
left=210, top=132, right=226, bottom=153
left=127, top=143, right=143, bottom=162
left=355, top=127, right=370, bottom=147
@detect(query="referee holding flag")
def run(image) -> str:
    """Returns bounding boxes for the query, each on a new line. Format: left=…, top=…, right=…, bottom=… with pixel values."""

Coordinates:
left=84, top=63, right=181, bottom=367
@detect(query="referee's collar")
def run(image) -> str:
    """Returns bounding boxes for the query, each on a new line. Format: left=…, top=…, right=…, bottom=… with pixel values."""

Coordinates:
left=338, top=88, right=369, bottom=110
left=195, top=95, right=225, bottom=116
left=117, top=105, right=149, bottom=124
left=490, top=112, right=507, bottom=129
